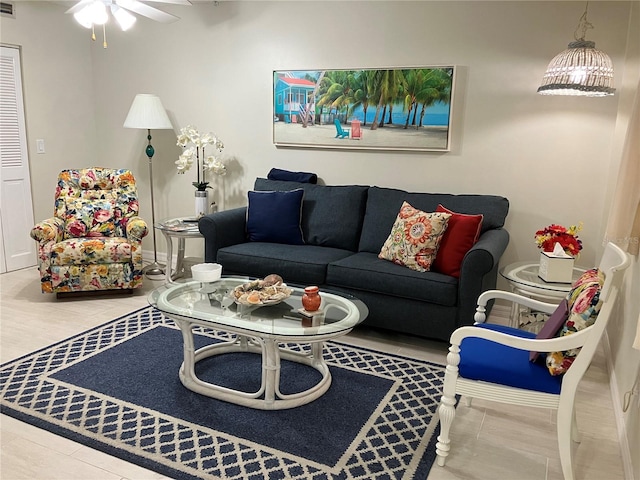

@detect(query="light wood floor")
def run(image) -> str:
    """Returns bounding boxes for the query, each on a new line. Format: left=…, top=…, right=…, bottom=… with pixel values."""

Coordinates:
left=1, top=267, right=624, bottom=480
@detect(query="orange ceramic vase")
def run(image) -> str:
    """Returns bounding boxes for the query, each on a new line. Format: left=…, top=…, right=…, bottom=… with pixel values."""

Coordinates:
left=302, top=286, right=321, bottom=311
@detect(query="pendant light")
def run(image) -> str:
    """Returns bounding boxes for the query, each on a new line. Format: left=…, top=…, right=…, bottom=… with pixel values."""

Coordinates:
left=537, top=2, right=615, bottom=97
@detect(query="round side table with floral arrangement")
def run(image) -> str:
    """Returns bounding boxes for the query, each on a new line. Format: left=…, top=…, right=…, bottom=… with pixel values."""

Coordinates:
left=534, top=222, right=583, bottom=283
left=499, top=261, right=587, bottom=330
left=499, top=222, right=585, bottom=331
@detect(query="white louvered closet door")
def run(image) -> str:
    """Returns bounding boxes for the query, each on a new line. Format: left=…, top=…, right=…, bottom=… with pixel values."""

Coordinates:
left=0, top=45, right=36, bottom=272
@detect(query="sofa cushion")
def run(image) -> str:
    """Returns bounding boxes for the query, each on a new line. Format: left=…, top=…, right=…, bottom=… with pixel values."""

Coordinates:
left=378, top=201, right=451, bottom=272
left=432, top=204, right=483, bottom=278
left=217, top=243, right=354, bottom=286
left=246, top=189, right=304, bottom=245
left=359, top=186, right=509, bottom=254
left=327, top=252, right=458, bottom=306
left=254, top=178, right=368, bottom=251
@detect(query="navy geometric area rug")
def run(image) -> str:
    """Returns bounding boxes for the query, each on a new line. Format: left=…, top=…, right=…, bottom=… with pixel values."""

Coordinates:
left=0, top=306, right=446, bottom=480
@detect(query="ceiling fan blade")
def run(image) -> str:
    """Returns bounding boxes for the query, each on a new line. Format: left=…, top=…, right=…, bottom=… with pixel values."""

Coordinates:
left=65, top=0, right=93, bottom=15
left=116, top=0, right=181, bottom=23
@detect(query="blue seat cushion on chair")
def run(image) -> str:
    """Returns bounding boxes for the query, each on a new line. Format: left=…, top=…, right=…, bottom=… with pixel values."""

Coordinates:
left=459, top=324, right=562, bottom=395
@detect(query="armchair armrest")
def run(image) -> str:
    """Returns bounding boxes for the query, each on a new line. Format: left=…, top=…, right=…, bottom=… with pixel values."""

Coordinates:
left=199, top=207, right=248, bottom=263
left=30, top=217, right=64, bottom=244
left=450, top=324, right=590, bottom=354
left=474, top=290, right=558, bottom=323
left=126, top=216, right=149, bottom=241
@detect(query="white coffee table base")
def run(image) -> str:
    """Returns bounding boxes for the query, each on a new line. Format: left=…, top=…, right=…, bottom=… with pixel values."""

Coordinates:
left=175, top=317, right=334, bottom=410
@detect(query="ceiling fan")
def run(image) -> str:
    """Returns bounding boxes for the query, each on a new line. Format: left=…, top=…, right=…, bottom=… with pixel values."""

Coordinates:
left=66, top=0, right=192, bottom=47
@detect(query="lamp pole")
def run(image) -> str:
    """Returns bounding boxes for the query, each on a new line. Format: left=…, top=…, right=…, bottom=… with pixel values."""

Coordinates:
left=144, top=128, right=164, bottom=277
left=123, top=93, right=173, bottom=279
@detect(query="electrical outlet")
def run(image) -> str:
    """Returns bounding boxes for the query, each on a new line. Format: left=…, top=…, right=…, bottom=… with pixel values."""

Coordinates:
left=36, top=139, right=45, bottom=154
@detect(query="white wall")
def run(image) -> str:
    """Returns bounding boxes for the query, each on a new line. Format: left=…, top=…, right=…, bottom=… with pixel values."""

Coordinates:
left=1, top=1, right=633, bottom=267
left=86, top=1, right=631, bottom=272
left=0, top=1, right=97, bottom=222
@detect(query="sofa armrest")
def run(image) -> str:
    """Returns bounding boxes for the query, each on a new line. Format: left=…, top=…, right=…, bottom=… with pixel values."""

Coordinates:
left=198, top=207, right=248, bottom=262
left=456, top=228, right=510, bottom=327
left=30, top=217, right=64, bottom=244
left=126, top=216, right=149, bottom=242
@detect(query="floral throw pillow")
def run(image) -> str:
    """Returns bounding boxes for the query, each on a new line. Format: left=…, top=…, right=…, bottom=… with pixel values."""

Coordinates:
left=546, top=268, right=605, bottom=376
left=65, top=199, right=115, bottom=238
left=378, top=201, right=451, bottom=272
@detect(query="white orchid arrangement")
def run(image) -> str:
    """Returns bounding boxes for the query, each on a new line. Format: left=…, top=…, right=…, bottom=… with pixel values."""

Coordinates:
left=175, top=125, right=226, bottom=191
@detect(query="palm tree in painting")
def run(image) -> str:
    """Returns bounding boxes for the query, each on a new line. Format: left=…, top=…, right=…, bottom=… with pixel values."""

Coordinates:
left=401, top=68, right=452, bottom=129
left=301, top=71, right=325, bottom=127
left=316, top=70, right=357, bottom=122
left=381, top=70, right=409, bottom=127
left=370, top=69, right=406, bottom=130
left=352, top=70, right=378, bottom=126
left=403, top=69, right=426, bottom=129
left=416, top=68, right=452, bottom=128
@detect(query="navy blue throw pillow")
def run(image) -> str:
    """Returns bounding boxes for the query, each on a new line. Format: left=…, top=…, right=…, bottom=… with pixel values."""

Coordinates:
left=246, top=189, right=305, bottom=244
left=267, top=168, right=318, bottom=184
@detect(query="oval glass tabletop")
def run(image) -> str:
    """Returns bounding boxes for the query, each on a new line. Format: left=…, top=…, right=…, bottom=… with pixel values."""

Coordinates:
left=148, top=276, right=368, bottom=338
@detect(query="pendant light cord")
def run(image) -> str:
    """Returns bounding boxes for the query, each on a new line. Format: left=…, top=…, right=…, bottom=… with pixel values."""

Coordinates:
left=574, top=2, right=594, bottom=42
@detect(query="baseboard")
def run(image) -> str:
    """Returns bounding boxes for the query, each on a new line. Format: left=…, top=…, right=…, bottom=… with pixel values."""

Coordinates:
left=602, top=330, right=635, bottom=480
left=142, top=249, right=167, bottom=267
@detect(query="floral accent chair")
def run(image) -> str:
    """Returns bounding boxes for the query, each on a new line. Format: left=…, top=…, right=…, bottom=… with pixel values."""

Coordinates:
left=30, top=168, right=149, bottom=294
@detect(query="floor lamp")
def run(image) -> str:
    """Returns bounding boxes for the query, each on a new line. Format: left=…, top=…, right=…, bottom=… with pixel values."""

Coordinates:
left=123, top=93, right=172, bottom=277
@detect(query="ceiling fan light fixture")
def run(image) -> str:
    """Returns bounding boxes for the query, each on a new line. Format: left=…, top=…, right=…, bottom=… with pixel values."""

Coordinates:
left=111, top=4, right=136, bottom=31
left=74, top=1, right=108, bottom=27
left=67, top=0, right=192, bottom=47
left=88, top=1, right=108, bottom=25
left=73, top=4, right=95, bottom=28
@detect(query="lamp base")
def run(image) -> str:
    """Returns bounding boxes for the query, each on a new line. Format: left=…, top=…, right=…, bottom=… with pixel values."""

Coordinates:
left=144, top=261, right=166, bottom=279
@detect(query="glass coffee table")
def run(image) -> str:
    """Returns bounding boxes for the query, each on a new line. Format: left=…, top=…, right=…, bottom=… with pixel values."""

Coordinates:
left=149, top=277, right=368, bottom=410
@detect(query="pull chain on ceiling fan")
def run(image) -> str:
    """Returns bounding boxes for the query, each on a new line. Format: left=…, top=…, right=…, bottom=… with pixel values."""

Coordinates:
left=66, top=0, right=192, bottom=48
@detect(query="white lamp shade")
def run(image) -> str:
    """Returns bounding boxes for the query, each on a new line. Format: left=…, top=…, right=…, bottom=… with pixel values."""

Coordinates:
left=123, top=94, right=172, bottom=129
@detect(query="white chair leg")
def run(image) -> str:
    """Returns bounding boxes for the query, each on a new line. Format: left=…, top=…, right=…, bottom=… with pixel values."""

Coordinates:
left=557, top=399, right=577, bottom=480
left=436, top=393, right=456, bottom=466
left=436, top=344, right=461, bottom=467
left=465, top=396, right=473, bottom=407
left=571, top=408, right=582, bottom=443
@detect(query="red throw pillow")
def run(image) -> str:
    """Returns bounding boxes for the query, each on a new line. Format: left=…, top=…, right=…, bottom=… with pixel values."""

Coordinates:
left=432, top=204, right=483, bottom=278
left=529, top=298, right=569, bottom=362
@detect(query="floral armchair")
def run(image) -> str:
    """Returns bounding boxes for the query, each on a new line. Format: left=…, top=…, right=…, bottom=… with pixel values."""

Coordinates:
left=30, top=168, right=149, bottom=294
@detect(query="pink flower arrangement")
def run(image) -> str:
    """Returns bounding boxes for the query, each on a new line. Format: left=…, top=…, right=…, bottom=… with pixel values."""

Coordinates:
left=535, top=223, right=583, bottom=257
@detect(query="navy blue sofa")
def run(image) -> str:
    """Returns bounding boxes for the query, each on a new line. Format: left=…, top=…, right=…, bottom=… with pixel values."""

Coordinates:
left=198, top=178, right=510, bottom=342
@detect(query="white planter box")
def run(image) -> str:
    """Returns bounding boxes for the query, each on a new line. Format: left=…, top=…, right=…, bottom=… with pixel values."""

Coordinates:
left=538, top=251, right=574, bottom=283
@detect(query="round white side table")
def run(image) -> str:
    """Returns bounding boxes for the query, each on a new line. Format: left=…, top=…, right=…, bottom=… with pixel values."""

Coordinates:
left=499, top=261, right=586, bottom=328
left=155, top=218, right=203, bottom=284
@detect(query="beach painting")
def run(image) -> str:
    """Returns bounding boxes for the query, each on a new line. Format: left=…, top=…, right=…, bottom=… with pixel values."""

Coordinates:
left=273, top=66, right=455, bottom=152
